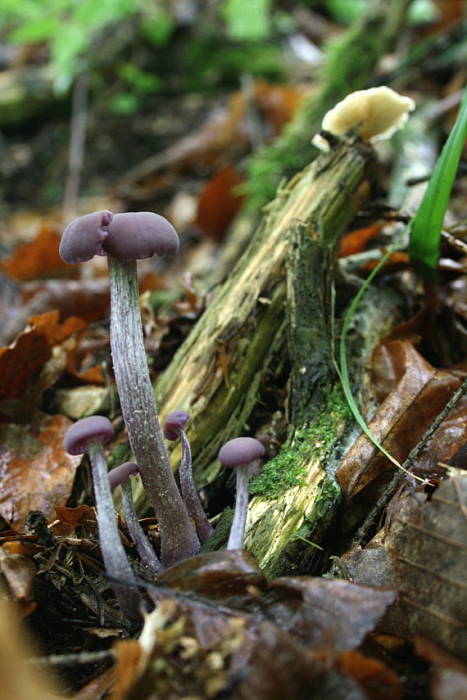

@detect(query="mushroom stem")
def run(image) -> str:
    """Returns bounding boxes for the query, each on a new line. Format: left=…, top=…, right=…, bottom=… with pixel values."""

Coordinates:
left=87, top=439, right=141, bottom=621
left=178, top=429, right=214, bottom=543
left=107, top=257, right=200, bottom=567
left=227, top=464, right=250, bottom=550
left=120, top=479, right=161, bottom=573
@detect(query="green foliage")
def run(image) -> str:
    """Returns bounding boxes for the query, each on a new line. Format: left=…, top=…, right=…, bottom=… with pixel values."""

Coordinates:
left=325, top=0, right=367, bottom=24
left=3, top=0, right=174, bottom=92
left=409, top=89, right=467, bottom=279
left=222, top=0, right=272, bottom=41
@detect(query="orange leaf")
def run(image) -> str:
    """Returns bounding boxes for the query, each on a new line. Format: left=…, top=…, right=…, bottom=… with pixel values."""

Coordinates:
left=0, top=413, right=81, bottom=529
left=337, top=650, right=403, bottom=700
left=1, top=225, right=72, bottom=281
left=52, top=505, right=97, bottom=536
left=338, top=223, right=383, bottom=257
left=0, top=311, right=85, bottom=403
left=195, top=165, right=245, bottom=241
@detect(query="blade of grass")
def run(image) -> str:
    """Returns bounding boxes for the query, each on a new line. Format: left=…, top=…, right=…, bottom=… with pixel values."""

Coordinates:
left=336, top=234, right=426, bottom=484
left=409, top=88, right=467, bottom=279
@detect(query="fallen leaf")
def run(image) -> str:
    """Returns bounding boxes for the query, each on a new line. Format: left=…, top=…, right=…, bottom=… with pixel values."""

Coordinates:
left=0, top=545, right=36, bottom=601
left=158, top=549, right=266, bottom=597
left=336, top=650, right=403, bottom=700
left=384, top=472, right=467, bottom=659
left=336, top=340, right=463, bottom=499
left=338, top=223, right=383, bottom=258
left=265, top=577, right=396, bottom=652
left=195, top=165, right=245, bottom=241
left=0, top=311, right=85, bottom=405
left=52, top=505, right=97, bottom=537
left=0, top=413, right=81, bottom=529
left=1, top=224, right=71, bottom=281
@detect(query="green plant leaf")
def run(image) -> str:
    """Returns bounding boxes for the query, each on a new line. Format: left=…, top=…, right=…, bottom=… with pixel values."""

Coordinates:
left=409, top=89, right=467, bottom=279
left=222, top=0, right=271, bottom=41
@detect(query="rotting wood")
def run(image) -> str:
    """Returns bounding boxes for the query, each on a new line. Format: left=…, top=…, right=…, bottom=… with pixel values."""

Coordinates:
left=127, top=135, right=411, bottom=577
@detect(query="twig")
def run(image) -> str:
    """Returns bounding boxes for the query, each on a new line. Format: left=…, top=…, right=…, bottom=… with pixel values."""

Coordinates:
left=63, top=71, right=89, bottom=219
left=352, top=375, right=467, bottom=547
left=29, top=649, right=115, bottom=667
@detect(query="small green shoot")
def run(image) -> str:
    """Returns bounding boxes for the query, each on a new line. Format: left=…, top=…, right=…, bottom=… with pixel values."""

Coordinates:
left=409, top=88, right=467, bottom=279
left=337, top=235, right=426, bottom=485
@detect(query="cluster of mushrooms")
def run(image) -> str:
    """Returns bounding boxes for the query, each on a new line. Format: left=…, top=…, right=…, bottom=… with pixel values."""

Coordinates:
left=60, top=210, right=265, bottom=621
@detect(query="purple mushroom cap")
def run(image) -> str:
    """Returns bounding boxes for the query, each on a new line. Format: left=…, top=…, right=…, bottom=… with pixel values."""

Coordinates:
left=64, top=415, right=114, bottom=456
left=104, top=212, right=179, bottom=260
left=164, top=410, right=190, bottom=441
left=59, top=210, right=113, bottom=264
left=218, top=437, right=265, bottom=467
left=109, top=461, right=139, bottom=490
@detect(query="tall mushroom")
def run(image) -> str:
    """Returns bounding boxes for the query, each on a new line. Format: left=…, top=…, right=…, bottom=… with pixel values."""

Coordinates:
left=164, top=410, right=213, bottom=543
left=218, top=437, right=265, bottom=550
left=63, top=416, right=141, bottom=621
left=59, top=211, right=200, bottom=568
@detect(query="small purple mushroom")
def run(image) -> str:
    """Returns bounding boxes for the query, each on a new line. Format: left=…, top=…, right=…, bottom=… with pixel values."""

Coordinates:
left=59, top=210, right=199, bottom=568
left=63, top=416, right=141, bottom=622
left=104, top=212, right=179, bottom=260
left=218, top=437, right=265, bottom=550
left=164, top=411, right=214, bottom=543
left=109, top=462, right=160, bottom=573
left=59, top=210, right=113, bottom=263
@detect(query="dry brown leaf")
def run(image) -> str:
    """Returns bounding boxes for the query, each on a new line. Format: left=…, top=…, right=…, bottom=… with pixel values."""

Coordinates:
left=0, top=413, right=81, bottom=529
left=338, top=223, right=383, bottom=258
left=336, top=340, right=463, bottom=499
left=1, top=225, right=71, bottom=281
left=0, top=311, right=85, bottom=405
left=384, top=472, right=467, bottom=658
left=0, top=545, right=36, bottom=601
left=265, top=577, right=396, bottom=652
left=195, top=165, right=245, bottom=241
left=336, top=650, right=403, bottom=700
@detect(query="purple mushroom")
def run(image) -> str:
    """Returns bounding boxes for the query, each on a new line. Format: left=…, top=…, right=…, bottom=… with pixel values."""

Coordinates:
left=218, top=437, right=265, bottom=550
left=63, top=416, right=141, bottom=621
left=59, top=210, right=199, bottom=569
left=109, top=462, right=160, bottom=574
left=163, top=411, right=214, bottom=543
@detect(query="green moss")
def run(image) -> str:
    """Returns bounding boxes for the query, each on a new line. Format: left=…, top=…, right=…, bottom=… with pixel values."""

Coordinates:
left=250, top=387, right=350, bottom=499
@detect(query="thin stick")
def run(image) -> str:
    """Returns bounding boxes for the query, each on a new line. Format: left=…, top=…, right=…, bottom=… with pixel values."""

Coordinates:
left=63, top=71, right=88, bottom=219
left=352, top=376, right=467, bottom=547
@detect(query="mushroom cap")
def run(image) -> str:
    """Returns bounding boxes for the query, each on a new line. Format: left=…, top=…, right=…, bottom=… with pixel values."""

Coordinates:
left=218, top=437, right=265, bottom=467
left=164, top=410, right=190, bottom=441
left=64, top=415, right=114, bottom=455
left=313, top=87, right=415, bottom=151
left=104, top=212, right=179, bottom=260
left=109, top=461, right=139, bottom=490
left=59, top=210, right=113, bottom=264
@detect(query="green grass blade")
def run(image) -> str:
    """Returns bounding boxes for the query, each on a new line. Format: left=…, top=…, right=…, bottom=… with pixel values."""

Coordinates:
left=409, top=88, right=467, bottom=279
left=337, top=237, right=425, bottom=483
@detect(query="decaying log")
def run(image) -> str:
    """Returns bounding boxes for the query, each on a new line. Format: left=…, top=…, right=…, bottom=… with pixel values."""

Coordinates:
left=126, top=134, right=412, bottom=578
left=132, top=138, right=379, bottom=555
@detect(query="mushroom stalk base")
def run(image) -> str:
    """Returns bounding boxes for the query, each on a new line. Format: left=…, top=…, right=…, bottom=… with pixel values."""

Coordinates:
left=121, top=479, right=160, bottom=573
left=108, top=257, right=200, bottom=567
left=227, top=465, right=250, bottom=550
left=179, top=430, right=214, bottom=543
left=88, top=439, right=141, bottom=621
